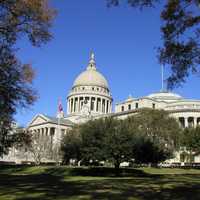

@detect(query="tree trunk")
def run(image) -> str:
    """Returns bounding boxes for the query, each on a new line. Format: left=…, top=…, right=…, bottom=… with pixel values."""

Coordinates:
left=114, top=160, right=120, bottom=176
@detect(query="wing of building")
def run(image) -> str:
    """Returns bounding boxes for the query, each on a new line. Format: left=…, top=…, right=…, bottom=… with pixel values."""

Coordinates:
left=115, top=91, right=200, bottom=128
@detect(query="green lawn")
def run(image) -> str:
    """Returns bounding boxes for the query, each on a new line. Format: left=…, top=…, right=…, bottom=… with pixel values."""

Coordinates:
left=0, top=166, right=200, bottom=200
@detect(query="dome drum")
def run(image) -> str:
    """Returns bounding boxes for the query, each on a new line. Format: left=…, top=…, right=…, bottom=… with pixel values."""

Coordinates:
left=67, top=95, right=112, bottom=116
left=69, top=85, right=111, bottom=97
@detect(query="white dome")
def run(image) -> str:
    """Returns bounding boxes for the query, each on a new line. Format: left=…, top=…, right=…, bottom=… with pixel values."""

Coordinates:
left=148, top=91, right=183, bottom=101
left=73, top=53, right=109, bottom=89
left=73, top=68, right=109, bottom=88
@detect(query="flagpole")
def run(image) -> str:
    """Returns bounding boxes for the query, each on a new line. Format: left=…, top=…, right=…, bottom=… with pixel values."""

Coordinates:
left=161, top=64, right=164, bottom=92
left=56, top=98, right=63, bottom=164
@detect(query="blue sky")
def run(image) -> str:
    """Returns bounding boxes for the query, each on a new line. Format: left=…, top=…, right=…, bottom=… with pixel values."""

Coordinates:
left=15, top=0, right=200, bottom=126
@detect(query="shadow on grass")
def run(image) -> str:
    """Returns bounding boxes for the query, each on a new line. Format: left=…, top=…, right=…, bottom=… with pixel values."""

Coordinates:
left=44, top=166, right=159, bottom=178
left=0, top=166, right=200, bottom=200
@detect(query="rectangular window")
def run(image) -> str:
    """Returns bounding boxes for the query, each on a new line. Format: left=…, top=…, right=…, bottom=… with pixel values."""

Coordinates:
left=135, top=103, right=139, bottom=109
left=128, top=104, right=131, bottom=110
left=121, top=106, right=124, bottom=112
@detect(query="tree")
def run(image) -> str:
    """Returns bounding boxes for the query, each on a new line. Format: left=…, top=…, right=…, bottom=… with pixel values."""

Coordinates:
left=61, top=127, right=82, bottom=165
left=132, top=134, right=173, bottom=165
left=61, top=117, right=134, bottom=169
left=28, top=132, right=53, bottom=165
left=107, top=0, right=200, bottom=89
left=0, top=45, right=36, bottom=156
left=0, top=0, right=55, bottom=156
left=80, top=118, right=108, bottom=165
left=126, top=108, right=181, bottom=164
left=61, top=110, right=181, bottom=168
left=104, top=117, right=134, bottom=169
left=22, top=132, right=53, bottom=165
left=61, top=119, right=108, bottom=166
left=12, top=129, right=53, bottom=165
left=0, top=0, right=55, bottom=47
left=181, top=127, right=200, bottom=163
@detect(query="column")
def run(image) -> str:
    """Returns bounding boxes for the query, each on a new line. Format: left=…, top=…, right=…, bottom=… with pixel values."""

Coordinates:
left=67, top=99, right=70, bottom=114
left=96, top=98, right=99, bottom=112
left=44, top=128, right=46, bottom=137
left=78, top=97, right=80, bottom=112
left=185, top=117, right=188, bottom=128
left=103, top=99, right=105, bottom=113
left=100, top=98, right=103, bottom=113
left=73, top=97, right=76, bottom=113
left=194, top=117, right=197, bottom=128
left=89, top=97, right=91, bottom=112
left=107, top=101, right=110, bottom=113
left=47, top=127, right=50, bottom=136
left=105, top=99, right=108, bottom=114
left=108, top=101, right=111, bottom=113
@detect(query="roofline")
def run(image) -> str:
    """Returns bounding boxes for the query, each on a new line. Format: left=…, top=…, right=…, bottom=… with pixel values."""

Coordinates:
left=27, top=114, right=49, bottom=127
left=67, top=92, right=113, bottom=101
left=113, top=108, right=200, bottom=117
left=28, top=121, right=74, bottom=129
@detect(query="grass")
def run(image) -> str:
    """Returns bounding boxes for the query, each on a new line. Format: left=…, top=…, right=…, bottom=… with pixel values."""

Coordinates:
left=0, top=166, right=200, bottom=200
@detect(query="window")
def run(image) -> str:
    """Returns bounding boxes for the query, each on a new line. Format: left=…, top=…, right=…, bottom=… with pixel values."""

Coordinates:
left=152, top=103, right=155, bottom=109
left=92, top=87, right=94, bottom=91
left=121, top=106, right=124, bottom=112
left=82, top=87, right=85, bottom=90
left=135, top=103, right=139, bottom=109
left=128, top=104, right=131, bottom=110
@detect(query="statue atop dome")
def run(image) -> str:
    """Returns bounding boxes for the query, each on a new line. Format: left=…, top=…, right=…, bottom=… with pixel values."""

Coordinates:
left=87, top=51, right=96, bottom=70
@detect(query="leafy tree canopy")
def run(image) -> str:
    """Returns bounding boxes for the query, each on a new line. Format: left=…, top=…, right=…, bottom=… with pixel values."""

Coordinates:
left=126, top=108, right=182, bottom=150
left=61, top=127, right=82, bottom=165
left=182, top=127, right=200, bottom=156
left=62, top=109, right=180, bottom=168
left=107, top=0, right=200, bottom=89
left=0, top=0, right=55, bottom=156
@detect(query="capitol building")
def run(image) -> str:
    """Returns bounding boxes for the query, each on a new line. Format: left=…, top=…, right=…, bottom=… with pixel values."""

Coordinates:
left=28, top=52, right=200, bottom=129
left=3, top=52, right=200, bottom=164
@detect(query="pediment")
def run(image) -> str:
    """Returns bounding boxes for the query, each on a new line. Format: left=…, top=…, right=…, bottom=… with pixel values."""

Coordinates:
left=28, top=114, right=49, bottom=127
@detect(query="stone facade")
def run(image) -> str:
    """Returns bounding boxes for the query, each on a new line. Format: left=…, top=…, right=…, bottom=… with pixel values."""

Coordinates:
left=115, top=92, right=200, bottom=128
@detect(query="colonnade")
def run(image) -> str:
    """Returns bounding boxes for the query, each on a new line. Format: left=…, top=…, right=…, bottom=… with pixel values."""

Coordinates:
left=29, top=127, right=68, bottom=137
left=179, top=117, right=200, bottom=128
left=68, top=96, right=112, bottom=114
left=29, top=127, right=55, bottom=136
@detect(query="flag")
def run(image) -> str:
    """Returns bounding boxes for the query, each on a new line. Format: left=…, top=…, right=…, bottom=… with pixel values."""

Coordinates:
left=58, top=99, right=63, bottom=113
